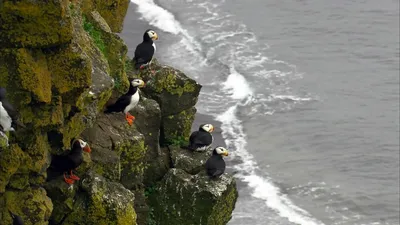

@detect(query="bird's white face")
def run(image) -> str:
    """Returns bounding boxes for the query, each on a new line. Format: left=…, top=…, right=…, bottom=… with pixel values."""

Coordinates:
left=215, top=147, right=229, bottom=156
left=131, top=79, right=146, bottom=88
left=77, top=139, right=91, bottom=153
left=147, top=30, right=158, bottom=41
left=201, top=124, right=214, bottom=133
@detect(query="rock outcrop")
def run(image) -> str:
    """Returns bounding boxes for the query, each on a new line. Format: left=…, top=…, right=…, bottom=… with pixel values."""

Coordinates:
left=0, top=0, right=238, bottom=224
left=148, top=169, right=238, bottom=225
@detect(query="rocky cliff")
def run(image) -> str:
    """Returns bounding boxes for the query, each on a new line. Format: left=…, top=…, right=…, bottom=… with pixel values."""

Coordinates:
left=0, top=1, right=238, bottom=224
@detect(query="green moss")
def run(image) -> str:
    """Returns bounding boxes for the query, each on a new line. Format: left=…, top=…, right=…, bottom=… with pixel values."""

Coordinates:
left=208, top=183, right=238, bottom=225
left=0, top=144, right=25, bottom=193
left=15, top=49, right=52, bottom=103
left=148, top=169, right=238, bottom=225
left=97, top=88, right=113, bottom=112
left=23, top=133, right=52, bottom=175
left=116, top=139, right=148, bottom=189
left=153, top=72, right=196, bottom=96
left=81, top=0, right=130, bottom=33
left=18, top=96, right=64, bottom=128
left=8, top=174, right=30, bottom=190
left=162, top=107, right=196, bottom=145
left=0, top=134, right=8, bottom=149
left=0, top=187, right=53, bottom=224
left=0, top=0, right=73, bottom=48
left=83, top=16, right=106, bottom=55
left=125, top=57, right=134, bottom=76
left=61, top=173, right=137, bottom=225
left=84, top=11, right=129, bottom=93
left=47, top=45, right=92, bottom=95
left=60, top=114, right=87, bottom=148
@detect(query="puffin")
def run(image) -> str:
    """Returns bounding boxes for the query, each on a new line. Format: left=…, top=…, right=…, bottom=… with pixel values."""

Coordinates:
left=9, top=210, right=24, bottom=225
left=49, top=139, right=91, bottom=185
left=104, top=78, right=145, bottom=126
left=133, top=29, right=158, bottom=71
left=0, top=87, right=17, bottom=146
left=205, top=147, right=229, bottom=178
left=186, top=124, right=214, bottom=152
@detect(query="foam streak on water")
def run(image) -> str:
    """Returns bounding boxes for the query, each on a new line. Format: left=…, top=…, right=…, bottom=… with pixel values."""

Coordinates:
left=130, top=0, right=322, bottom=224
left=217, top=102, right=324, bottom=225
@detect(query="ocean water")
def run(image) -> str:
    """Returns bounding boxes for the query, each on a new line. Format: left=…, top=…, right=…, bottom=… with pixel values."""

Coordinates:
left=120, top=0, right=400, bottom=224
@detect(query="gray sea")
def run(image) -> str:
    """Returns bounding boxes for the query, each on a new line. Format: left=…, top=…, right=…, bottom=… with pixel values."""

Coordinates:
left=120, top=0, right=400, bottom=224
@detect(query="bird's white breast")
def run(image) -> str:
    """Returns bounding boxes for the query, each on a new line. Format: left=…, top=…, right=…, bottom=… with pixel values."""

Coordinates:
left=152, top=43, right=156, bottom=52
left=0, top=102, right=12, bottom=131
left=124, top=90, right=140, bottom=113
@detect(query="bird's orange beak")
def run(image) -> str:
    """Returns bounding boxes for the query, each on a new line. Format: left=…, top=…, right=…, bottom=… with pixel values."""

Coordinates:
left=223, top=151, right=229, bottom=156
left=83, top=145, right=91, bottom=153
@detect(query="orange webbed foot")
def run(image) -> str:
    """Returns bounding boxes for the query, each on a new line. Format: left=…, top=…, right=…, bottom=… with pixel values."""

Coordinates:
left=127, top=118, right=134, bottom=126
left=69, top=171, right=80, bottom=181
left=64, top=173, right=75, bottom=185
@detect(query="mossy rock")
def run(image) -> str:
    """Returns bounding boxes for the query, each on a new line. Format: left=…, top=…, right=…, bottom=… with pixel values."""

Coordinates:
left=139, top=59, right=202, bottom=116
left=162, top=107, right=197, bottom=146
left=169, top=146, right=212, bottom=175
left=0, top=0, right=73, bottom=48
left=0, top=187, right=53, bottom=225
left=84, top=10, right=129, bottom=93
left=148, top=169, right=238, bottom=225
left=80, top=0, right=130, bottom=32
left=81, top=113, right=148, bottom=188
left=130, top=97, right=165, bottom=186
left=143, top=147, right=171, bottom=187
left=0, top=48, right=53, bottom=107
left=45, top=178, right=79, bottom=224
left=0, top=144, right=25, bottom=193
left=62, top=171, right=137, bottom=225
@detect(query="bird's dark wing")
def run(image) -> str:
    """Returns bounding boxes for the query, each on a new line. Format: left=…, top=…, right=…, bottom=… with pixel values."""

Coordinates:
left=50, top=154, right=73, bottom=172
left=190, top=131, right=212, bottom=148
left=205, top=156, right=225, bottom=178
left=133, top=43, right=154, bottom=69
left=105, top=95, right=131, bottom=113
left=196, top=132, right=212, bottom=146
left=211, top=169, right=224, bottom=178
left=189, top=131, right=199, bottom=145
left=1, top=99, right=17, bottom=121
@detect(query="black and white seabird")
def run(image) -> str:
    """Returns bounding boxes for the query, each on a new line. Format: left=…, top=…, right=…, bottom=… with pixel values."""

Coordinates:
left=104, top=78, right=145, bottom=126
left=49, top=139, right=91, bottom=185
left=0, top=87, right=17, bottom=146
left=205, top=147, right=229, bottom=178
left=187, top=124, right=214, bottom=152
left=9, top=210, right=24, bottom=225
left=133, top=29, right=158, bottom=71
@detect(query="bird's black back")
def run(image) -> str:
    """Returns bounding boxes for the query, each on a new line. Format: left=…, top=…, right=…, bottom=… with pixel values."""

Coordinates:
left=205, top=154, right=226, bottom=178
left=133, top=42, right=154, bottom=69
left=50, top=145, right=83, bottom=172
left=189, top=130, right=212, bottom=150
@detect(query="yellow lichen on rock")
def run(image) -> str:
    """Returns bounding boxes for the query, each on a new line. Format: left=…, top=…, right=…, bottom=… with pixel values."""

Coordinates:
left=0, top=0, right=73, bottom=48
left=47, top=46, right=92, bottom=95
left=80, top=0, right=130, bottom=32
left=15, top=48, right=52, bottom=103
left=0, top=187, right=53, bottom=225
left=0, top=145, right=25, bottom=193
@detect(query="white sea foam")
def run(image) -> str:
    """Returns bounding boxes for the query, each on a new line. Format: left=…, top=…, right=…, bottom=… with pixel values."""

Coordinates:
left=130, top=0, right=203, bottom=55
left=217, top=105, right=325, bottom=225
left=132, top=1, right=322, bottom=224
left=222, top=66, right=252, bottom=100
